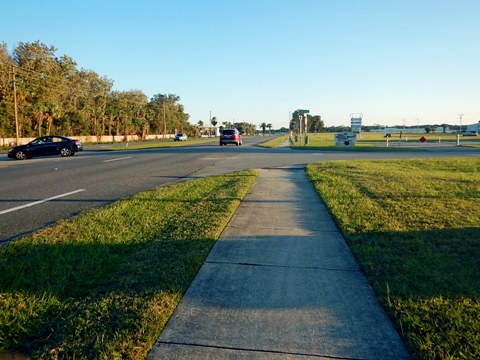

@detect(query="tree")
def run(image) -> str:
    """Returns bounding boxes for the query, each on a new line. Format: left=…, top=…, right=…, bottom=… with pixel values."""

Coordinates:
left=13, top=41, right=63, bottom=137
left=74, top=69, right=113, bottom=137
left=211, top=116, right=218, bottom=136
left=260, top=122, right=267, bottom=135
left=0, top=41, right=191, bottom=139
left=267, top=123, right=272, bottom=134
left=234, top=122, right=256, bottom=135
left=148, top=93, right=189, bottom=137
left=0, top=43, right=15, bottom=138
left=308, top=115, right=324, bottom=133
left=211, top=117, right=217, bottom=127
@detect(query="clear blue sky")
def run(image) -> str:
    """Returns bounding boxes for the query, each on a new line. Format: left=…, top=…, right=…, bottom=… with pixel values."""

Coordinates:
left=2, top=0, right=479, bottom=129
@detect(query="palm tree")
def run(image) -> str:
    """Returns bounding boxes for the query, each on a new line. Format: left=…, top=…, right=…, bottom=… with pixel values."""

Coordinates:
left=211, top=116, right=218, bottom=137
left=260, top=122, right=267, bottom=135
left=267, top=123, right=272, bottom=134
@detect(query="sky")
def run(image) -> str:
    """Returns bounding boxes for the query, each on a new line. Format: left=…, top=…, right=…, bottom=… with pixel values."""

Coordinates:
left=2, top=0, right=479, bottom=129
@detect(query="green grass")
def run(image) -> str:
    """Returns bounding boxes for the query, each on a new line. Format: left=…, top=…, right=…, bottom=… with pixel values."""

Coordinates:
left=291, top=132, right=480, bottom=150
left=103, top=137, right=215, bottom=150
left=256, top=134, right=289, bottom=148
left=306, top=158, right=480, bottom=359
left=0, top=170, right=258, bottom=359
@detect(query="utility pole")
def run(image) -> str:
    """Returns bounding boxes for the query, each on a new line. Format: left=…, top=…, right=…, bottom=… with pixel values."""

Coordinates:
left=459, top=113, right=464, bottom=131
left=163, top=95, right=167, bottom=139
left=12, top=66, right=19, bottom=145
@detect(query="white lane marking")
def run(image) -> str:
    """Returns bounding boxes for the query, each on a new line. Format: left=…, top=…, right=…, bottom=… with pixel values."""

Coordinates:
left=102, top=157, right=133, bottom=163
left=0, top=189, right=86, bottom=215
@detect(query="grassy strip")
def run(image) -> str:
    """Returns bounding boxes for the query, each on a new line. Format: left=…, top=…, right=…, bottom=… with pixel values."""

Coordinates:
left=103, top=138, right=215, bottom=150
left=306, top=158, right=480, bottom=359
left=291, top=144, right=423, bottom=152
left=292, top=133, right=480, bottom=150
left=0, top=170, right=258, bottom=359
left=256, top=134, right=289, bottom=148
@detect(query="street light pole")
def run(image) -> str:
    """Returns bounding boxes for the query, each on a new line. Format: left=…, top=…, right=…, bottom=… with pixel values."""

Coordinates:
left=163, top=97, right=166, bottom=139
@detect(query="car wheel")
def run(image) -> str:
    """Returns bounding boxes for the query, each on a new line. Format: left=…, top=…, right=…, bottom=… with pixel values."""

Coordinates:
left=60, top=148, right=72, bottom=157
left=15, top=151, right=27, bottom=160
left=235, top=142, right=239, bottom=146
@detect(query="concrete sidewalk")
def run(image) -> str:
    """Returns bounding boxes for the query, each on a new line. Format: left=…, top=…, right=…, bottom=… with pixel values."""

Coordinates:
left=148, top=167, right=410, bottom=359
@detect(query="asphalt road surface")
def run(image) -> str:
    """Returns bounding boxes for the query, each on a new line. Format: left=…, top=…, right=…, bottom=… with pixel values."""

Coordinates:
left=1, top=136, right=478, bottom=243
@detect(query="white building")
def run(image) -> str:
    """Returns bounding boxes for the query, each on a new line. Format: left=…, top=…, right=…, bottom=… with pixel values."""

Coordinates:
left=466, top=122, right=480, bottom=132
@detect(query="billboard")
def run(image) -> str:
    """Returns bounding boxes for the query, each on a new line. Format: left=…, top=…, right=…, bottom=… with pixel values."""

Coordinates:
left=350, top=113, right=363, bottom=133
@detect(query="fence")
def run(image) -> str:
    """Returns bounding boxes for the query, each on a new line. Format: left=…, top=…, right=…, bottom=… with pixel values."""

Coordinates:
left=0, top=134, right=174, bottom=147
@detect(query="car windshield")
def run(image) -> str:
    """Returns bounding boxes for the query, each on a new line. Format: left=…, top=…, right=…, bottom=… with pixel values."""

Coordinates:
left=223, top=130, right=235, bottom=135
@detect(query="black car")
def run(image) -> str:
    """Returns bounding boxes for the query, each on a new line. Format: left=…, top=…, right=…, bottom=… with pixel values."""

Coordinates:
left=7, top=136, right=83, bottom=160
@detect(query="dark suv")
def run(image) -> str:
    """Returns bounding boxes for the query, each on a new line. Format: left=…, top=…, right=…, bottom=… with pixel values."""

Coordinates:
left=220, top=129, right=242, bottom=146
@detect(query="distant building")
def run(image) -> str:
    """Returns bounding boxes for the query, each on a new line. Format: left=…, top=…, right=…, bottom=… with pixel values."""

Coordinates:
left=466, top=122, right=480, bottom=132
left=370, top=128, right=425, bottom=134
left=199, top=126, right=220, bottom=137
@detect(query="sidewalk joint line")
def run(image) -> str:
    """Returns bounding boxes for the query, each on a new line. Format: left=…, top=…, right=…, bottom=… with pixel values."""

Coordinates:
left=226, top=225, right=340, bottom=233
left=156, top=340, right=364, bottom=360
left=205, top=260, right=360, bottom=273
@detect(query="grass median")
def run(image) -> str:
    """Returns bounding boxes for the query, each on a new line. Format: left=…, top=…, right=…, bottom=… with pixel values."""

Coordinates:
left=256, top=134, right=289, bottom=148
left=306, top=158, right=480, bottom=359
left=0, top=170, right=258, bottom=359
left=103, top=137, right=215, bottom=150
left=292, top=132, right=480, bottom=151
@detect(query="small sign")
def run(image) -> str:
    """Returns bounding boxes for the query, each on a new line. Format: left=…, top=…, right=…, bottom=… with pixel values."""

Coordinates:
left=335, top=132, right=357, bottom=146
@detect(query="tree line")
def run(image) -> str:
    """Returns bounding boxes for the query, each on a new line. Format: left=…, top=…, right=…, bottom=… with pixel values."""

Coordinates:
left=0, top=41, right=201, bottom=140
left=290, top=110, right=325, bottom=133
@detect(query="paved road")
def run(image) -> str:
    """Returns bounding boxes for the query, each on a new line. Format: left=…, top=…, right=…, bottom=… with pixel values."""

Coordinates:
left=0, top=136, right=478, bottom=243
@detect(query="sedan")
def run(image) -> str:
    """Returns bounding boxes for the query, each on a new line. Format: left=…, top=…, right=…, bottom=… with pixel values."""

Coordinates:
left=174, top=133, right=188, bottom=141
left=7, top=136, right=83, bottom=160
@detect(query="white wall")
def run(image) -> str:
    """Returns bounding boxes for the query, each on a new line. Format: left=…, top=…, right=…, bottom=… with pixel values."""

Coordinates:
left=1, top=134, right=173, bottom=147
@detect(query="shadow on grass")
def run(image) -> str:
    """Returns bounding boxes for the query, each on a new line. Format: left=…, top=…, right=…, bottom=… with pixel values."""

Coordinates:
left=0, top=237, right=215, bottom=356
left=0, top=170, right=259, bottom=357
